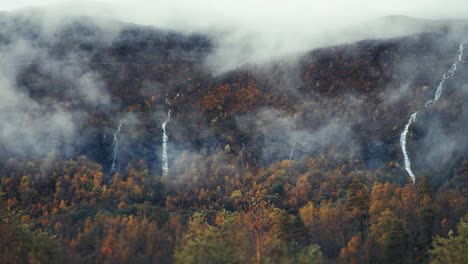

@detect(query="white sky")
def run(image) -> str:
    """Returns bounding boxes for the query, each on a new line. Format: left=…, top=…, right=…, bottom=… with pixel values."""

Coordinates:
left=1, top=0, right=467, bottom=72
left=1, top=0, right=468, bottom=27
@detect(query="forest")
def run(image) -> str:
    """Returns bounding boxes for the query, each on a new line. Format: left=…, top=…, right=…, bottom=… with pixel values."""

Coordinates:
left=0, top=152, right=467, bottom=263
left=0, top=12, right=467, bottom=264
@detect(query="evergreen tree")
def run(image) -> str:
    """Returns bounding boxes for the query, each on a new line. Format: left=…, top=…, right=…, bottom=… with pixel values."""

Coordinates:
left=431, top=215, right=468, bottom=264
left=371, top=209, right=408, bottom=263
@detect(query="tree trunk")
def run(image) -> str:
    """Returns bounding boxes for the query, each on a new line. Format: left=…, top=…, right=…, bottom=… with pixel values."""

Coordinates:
left=255, top=232, right=261, bottom=264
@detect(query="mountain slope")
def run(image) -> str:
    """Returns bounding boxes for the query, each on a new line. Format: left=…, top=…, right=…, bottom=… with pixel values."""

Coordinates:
left=0, top=13, right=467, bottom=263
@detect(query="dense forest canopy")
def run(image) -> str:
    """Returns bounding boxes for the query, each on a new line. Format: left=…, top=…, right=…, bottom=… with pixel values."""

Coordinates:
left=0, top=10, right=467, bottom=264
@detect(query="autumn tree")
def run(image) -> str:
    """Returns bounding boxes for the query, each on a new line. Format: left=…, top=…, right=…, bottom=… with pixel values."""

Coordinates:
left=339, top=236, right=368, bottom=264
left=431, top=214, right=468, bottom=264
left=293, top=244, right=325, bottom=264
left=0, top=194, right=60, bottom=263
left=370, top=208, right=408, bottom=263
left=243, top=199, right=284, bottom=264
left=174, top=212, right=240, bottom=264
left=346, top=177, right=370, bottom=239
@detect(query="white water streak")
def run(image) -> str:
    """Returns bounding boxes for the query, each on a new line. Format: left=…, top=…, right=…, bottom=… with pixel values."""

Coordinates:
left=289, top=140, right=296, bottom=160
left=401, top=42, right=466, bottom=184
left=110, top=119, right=123, bottom=173
left=162, top=110, right=171, bottom=175
left=400, top=112, right=418, bottom=183
left=288, top=113, right=297, bottom=160
left=161, top=93, right=180, bottom=175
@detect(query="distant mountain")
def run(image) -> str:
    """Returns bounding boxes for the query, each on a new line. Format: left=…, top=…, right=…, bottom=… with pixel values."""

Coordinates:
left=1, top=12, right=468, bottom=263
left=0, top=12, right=467, bottom=184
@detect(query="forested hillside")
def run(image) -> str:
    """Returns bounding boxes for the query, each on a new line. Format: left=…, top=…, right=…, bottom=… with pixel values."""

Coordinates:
left=0, top=13, right=467, bottom=263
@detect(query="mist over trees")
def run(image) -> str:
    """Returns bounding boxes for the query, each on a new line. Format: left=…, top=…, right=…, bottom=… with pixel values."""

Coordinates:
left=0, top=7, right=467, bottom=264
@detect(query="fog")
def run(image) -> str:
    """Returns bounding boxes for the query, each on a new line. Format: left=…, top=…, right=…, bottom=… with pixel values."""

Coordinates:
left=0, top=0, right=466, bottom=181
left=0, top=10, right=124, bottom=159
left=2, top=0, right=468, bottom=72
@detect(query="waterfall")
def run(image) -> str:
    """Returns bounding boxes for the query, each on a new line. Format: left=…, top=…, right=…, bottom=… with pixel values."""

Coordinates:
left=289, top=113, right=297, bottom=160
left=162, top=110, right=171, bottom=176
left=400, top=42, right=466, bottom=184
left=400, top=112, right=418, bottom=183
left=289, top=140, right=296, bottom=160
left=110, top=119, right=123, bottom=174
left=160, top=93, right=180, bottom=176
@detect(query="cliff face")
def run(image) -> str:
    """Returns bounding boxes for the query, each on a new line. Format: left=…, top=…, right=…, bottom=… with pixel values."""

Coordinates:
left=1, top=14, right=467, bottom=183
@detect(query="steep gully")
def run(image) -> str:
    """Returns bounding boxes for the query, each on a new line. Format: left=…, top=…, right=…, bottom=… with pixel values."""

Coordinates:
left=162, top=94, right=179, bottom=176
left=109, top=93, right=178, bottom=176
left=110, top=119, right=123, bottom=174
left=400, top=42, right=466, bottom=183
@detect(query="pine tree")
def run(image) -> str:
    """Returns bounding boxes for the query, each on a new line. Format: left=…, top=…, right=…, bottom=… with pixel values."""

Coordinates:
left=431, top=215, right=468, bottom=264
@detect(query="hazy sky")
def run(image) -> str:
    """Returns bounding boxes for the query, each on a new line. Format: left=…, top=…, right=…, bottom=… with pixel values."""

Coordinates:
left=1, top=0, right=468, bottom=27
left=1, top=0, right=467, bottom=72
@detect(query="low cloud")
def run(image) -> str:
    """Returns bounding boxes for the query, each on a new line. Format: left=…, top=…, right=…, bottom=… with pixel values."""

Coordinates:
left=0, top=18, right=112, bottom=157
left=2, top=1, right=468, bottom=73
left=236, top=108, right=354, bottom=162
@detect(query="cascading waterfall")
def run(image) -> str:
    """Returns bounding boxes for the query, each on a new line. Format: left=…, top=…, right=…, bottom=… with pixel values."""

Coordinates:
left=289, top=140, right=296, bottom=160
left=400, top=112, right=418, bottom=182
left=110, top=119, right=123, bottom=174
left=161, top=93, right=178, bottom=176
left=289, top=114, right=298, bottom=160
left=161, top=110, right=171, bottom=175
left=400, top=42, right=466, bottom=184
